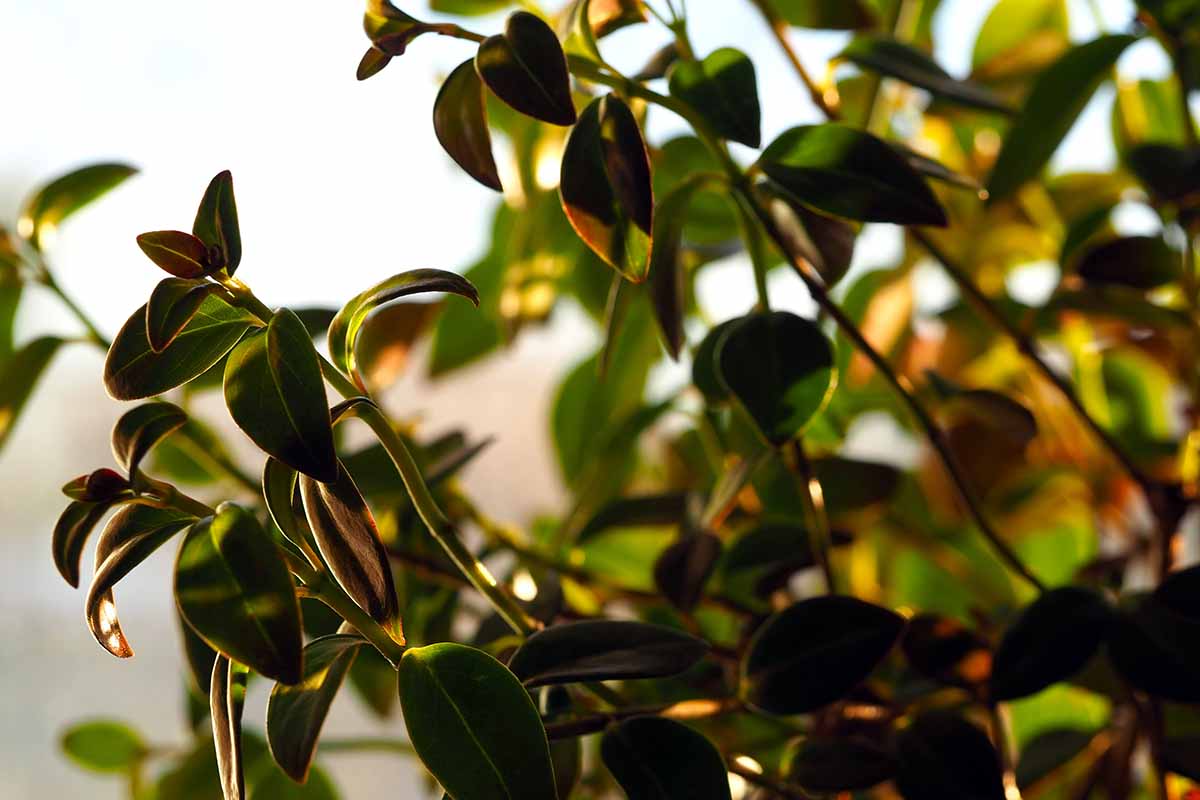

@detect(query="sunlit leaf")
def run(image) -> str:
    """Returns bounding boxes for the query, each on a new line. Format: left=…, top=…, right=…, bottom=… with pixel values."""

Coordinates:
left=475, top=11, right=576, bottom=126
left=137, top=230, right=212, bottom=278
left=193, top=170, right=242, bottom=274
left=669, top=47, right=761, bottom=147
left=19, top=163, right=137, bottom=249
left=211, top=655, right=250, bottom=800
left=0, top=336, right=64, bottom=451
left=111, top=400, right=187, bottom=480
left=52, top=500, right=115, bottom=588
left=145, top=278, right=226, bottom=353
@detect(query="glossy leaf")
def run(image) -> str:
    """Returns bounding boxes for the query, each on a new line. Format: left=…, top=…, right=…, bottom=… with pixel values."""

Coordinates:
left=653, top=530, right=721, bottom=613
left=759, top=124, right=947, bottom=226
left=19, top=163, right=137, bottom=249
left=52, top=500, right=114, bottom=588
left=61, top=720, right=146, bottom=773
left=111, top=400, right=187, bottom=479
left=434, top=59, right=501, bottom=192
left=0, top=336, right=64, bottom=451
left=560, top=94, right=654, bottom=282
left=716, top=311, right=835, bottom=445
left=104, top=297, right=258, bottom=401
left=475, top=11, right=576, bottom=126
left=692, top=318, right=740, bottom=402
left=263, top=458, right=310, bottom=552
left=211, top=655, right=250, bottom=800
left=601, top=716, right=732, bottom=800
left=1074, top=235, right=1178, bottom=290
left=509, top=620, right=708, bottom=686
left=267, top=633, right=365, bottom=782
left=224, top=308, right=337, bottom=483
left=895, top=712, right=1005, bottom=800
left=789, top=736, right=898, bottom=792
left=398, top=642, right=558, bottom=800
left=668, top=48, right=761, bottom=147
left=356, top=46, right=391, bottom=80
left=193, top=170, right=242, bottom=274
left=742, top=595, right=905, bottom=714
left=838, top=36, right=1010, bottom=113
left=146, top=278, right=225, bottom=353
left=175, top=504, right=304, bottom=684
left=136, top=230, right=211, bottom=278
left=986, top=35, right=1138, bottom=202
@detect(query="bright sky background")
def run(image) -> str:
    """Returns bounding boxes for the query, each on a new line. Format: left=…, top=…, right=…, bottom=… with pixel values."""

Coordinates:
left=0, top=0, right=1174, bottom=797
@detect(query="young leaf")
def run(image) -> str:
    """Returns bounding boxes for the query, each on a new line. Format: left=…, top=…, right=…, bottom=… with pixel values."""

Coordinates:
left=475, top=11, right=576, bottom=126
left=668, top=48, right=762, bottom=147
left=434, top=59, right=501, bottom=192
left=895, top=712, right=1005, bottom=800
left=175, top=504, right=304, bottom=684
left=267, top=633, right=365, bottom=782
left=759, top=124, right=947, bottom=226
left=0, top=336, right=64, bottom=451
left=193, top=170, right=242, bottom=274
left=104, top=297, right=258, bottom=401
left=789, top=737, right=898, bottom=792
left=224, top=308, right=338, bottom=483
left=398, top=643, right=558, bottom=800
left=742, top=595, right=905, bottom=714
left=145, top=278, right=226, bottom=353
left=62, top=468, right=132, bottom=503
left=61, top=720, right=146, bottom=773
left=601, top=716, right=732, bottom=800
left=985, top=35, right=1138, bottom=202
left=508, top=620, right=708, bottom=686
left=1074, top=235, right=1179, bottom=290
left=136, top=230, right=211, bottom=278
left=560, top=94, right=655, bottom=282
left=988, top=587, right=1113, bottom=701
left=211, top=655, right=250, bottom=800
left=716, top=311, right=836, bottom=446
left=653, top=530, right=722, bottom=613
left=52, top=500, right=115, bottom=588
left=356, top=46, right=391, bottom=80
left=111, top=401, right=188, bottom=479
left=19, top=163, right=137, bottom=249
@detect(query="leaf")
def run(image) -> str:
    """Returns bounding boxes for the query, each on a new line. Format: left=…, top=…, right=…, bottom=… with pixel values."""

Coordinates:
left=508, top=620, right=708, bottom=686
left=356, top=46, right=391, bottom=80
left=647, top=179, right=705, bottom=359
left=434, top=59, right=502, bottom=192
left=211, top=655, right=250, bottom=800
left=577, top=491, right=689, bottom=543
left=838, top=36, right=1011, bottom=113
left=267, top=633, right=365, bottom=782
left=742, top=595, right=905, bottom=714
left=988, top=587, right=1112, bottom=701
left=901, top=613, right=992, bottom=688
left=105, top=297, right=258, bottom=400
left=894, top=712, right=1005, bottom=800
left=327, top=268, right=478, bottom=390
left=19, top=163, right=137, bottom=249
left=193, top=170, right=242, bottom=274
left=87, top=504, right=197, bottom=658
left=769, top=0, right=875, bottom=30
left=1127, top=143, right=1200, bottom=203
left=52, top=500, right=114, bottom=588
left=759, top=183, right=857, bottom=286
left=716, top=311, right=835, bottom=446
left=788, top=736, right=898, bottom=792
left=759, top=124, right=947, bottom=226
left=0, top=336, right=64, bottom=451
left=1016, top=729, right=1095, bottom=790
left=1074, top=235, right=1179, bottom=290
left=0, top=266, right=21, bottom=360
left=263, top=458, right=311, bottom=553
left=560, top=94, right=654, bottom=282
left=224, top=308, right=337, bottom=483
left=971, top=0, right=1068, bottom=80
left=1108, top=567, right=1200, bottom=701
left=432, top=0, right=510, bottom=14
left=248, top=763, right=339, bottom=800
left=985, top=35, right=1138, bottom=202
left=668, top=48, right=761, bottom=148
left=475, top=11, right=576, bottom=126
left=299, top=466, right=403, bottom=641
left=175, top=503, right=304, bottom=684
left=145, top=278, right=226, bottom=353
left=601, top=716, right=732, bottom=800
left=653, top=531, right=722, bottom=613
left=398, top=642, right=558, bottom=800
left=111, top=400, right=188, bottom=479
left=61, top=720, right=146, bottom=773
left=692, top=319, right=740, bottom=402
left=137, top=230, right=212, bottom=278
left=62, top=468, right=132, bottom=503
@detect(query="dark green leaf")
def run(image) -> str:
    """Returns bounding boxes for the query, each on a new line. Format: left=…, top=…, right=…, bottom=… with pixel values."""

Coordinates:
left=560, top=94, right=654, bottom=282
left=19, top=163, right=137, bottom=249
left=769, top=0, right=875, bottom=30
left=759, top=183, right=857, bottom=286
left=811, top=456, right=900, bottom=514
left=577, top=492, right=689, bottom=543
left=137, top=230, right=212, bottom=278
left=692, top=319, right=740, bottom=402
left=1074, top=235, right=1179, bottom=290
left=742, top=595, right=905, bottom=714
left=1127, top=144, right=1200, bottom=203
left=1016, top=729, right=1094, bottom=790
left=193, top=170, right=242, bottom=274
left=248, top=763, right=339, bottom=800
left=434, top=59, right=501, bottom=192
left=1109, top=567, right=1200, bottom=701
left=61, top=720, right=146, bottom=773
left=668, top=48, right=761, bottom=147
left=475, top=11, right=576, bottom=126
left=788, top=736, right=898, bottom=792
left=986, top=35, right=1138, bottom=202
left=398, top=642, right=558, bottom=800
left=52, top=500, right=114, bottom=588
left=263, top=458, right=311, bottom=554
left=716, top=311, right=835, bottom=445
left=112, top=401, right=188, bottom=480
left=653, top=531, right=721, bottom=613
left=175, top=504, right=304, bottom=684
left=0, top=335, right=64, bottom=450
left=211, top=655, right=249, bottom=800
left=895, top=712, right=1005, bottom=800
left=601, top=716, right=732, bottom=800
left=508, top=620, right=708, bottom=686
left=224, top=308, right=337, bottom=483
left=759, top=124, right=947, bottom=226
left=146, top=278, right=226, bottom=353
left=647, top=179, right=705, bottom=359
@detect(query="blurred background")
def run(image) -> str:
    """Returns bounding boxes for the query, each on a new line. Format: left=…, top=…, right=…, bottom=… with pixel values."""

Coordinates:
left=0, top=0, right=1176, bottom=796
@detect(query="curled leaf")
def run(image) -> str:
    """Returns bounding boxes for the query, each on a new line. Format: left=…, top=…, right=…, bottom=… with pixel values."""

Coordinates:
left=111, top=401, right=188, bottom=479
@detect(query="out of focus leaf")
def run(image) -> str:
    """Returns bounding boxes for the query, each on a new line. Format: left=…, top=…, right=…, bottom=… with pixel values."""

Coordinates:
left=789, top=736, right=898, bottom=792
left=61, top=720, right=146, bottom=773
left=601, top=716, right=732, bottom=800
left=894, top=712, right=1005, bottom=800
left=19, top=163, right=137, bottom=249
left=1074, top=235, right=1178, bottom=290
left=0, top=335, right=64, bottom=451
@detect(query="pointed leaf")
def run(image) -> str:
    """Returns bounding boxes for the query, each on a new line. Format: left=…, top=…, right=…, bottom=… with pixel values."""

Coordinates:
left=62, top=468, right=132, bottom=503
left=669, top=48, right=761, bottom=147
left=434, top=59, right=501, bottom=192
left=52, top=500, right=114, bottom=588
left=19, top=163, right=137, bottom=249
left=193, top=170, right=242, bottom=274
left=895, top=712, right=1005, bottom=800
left=509, top=620, right=708, bottom=686
left=136, top=230, right=212, bottom=278
left=646, top=180, right=702, bottom=359
left=759, top=183, right=857, bottom=286
left=601, top=716, right=732, bottom=800
left=789, top=736, right=898, bottom=792
left=111, top=401, right=188, bottom=479
left=0, top=336, right=64, bottom=451
left=263, top=458, right=312, bottom=554
left=211, top=655, right=250, bottom=800
left=475, top=11, right=576, bottom=126
left=146, top=278, right=226, bottom=353
left=356, top=46, right=391, bottom=80
left=692, top=319, right=741, bottom=402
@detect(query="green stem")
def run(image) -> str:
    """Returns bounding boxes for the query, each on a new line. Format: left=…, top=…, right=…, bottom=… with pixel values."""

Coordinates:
left=319, top=737, right=416, bottom=755
left=40, top=271, right=107, bottom=349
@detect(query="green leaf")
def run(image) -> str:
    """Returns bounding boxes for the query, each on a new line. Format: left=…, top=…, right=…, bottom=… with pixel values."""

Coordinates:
left=248, top=763, right=339, bottom=800
left=263, top=458, right=313, bottom=555
left=175, top=504, right=304, bottom=684
left=653, top=530, right=722, bottom=612
left=105, top=296, right=258, bottom=400
left=508, top=620, right=708, bottom=686
left=768, top=0, right=874, bottom=29
left=560, top=94, right=654, bottom=282
left=267, top=633, right=365, bottom=782
left=989, top=587, right=1113, bottom=701
left=224, top=308, right=337, bottom=483
left=600, top=716, right=732, bottom=800
left=398, top=642, right=558, bottom=800
left=1016, top=729, right=1095, bottom=790
left=646, top=180, right=701, bottom=359
left=299, top=466, right=403, bottom=641
left=19, top=163, right=137, bottom=250
left=111, top=400, right=188, bottom=480
left=475, top=11, right=576, bottom=126
left=895, top=712, right=1005, bottom=800
left=742, top=595, right=905, bottom=714
left=577, top=491, right=689, bottom=543
left=328, top=268, right=478, bottom=389
left=716, top=311, right=835, bottom=446
left=146, top=278, right=226, bottom=353
left=211, top=655, right=250, bottom=800
left=1074, top=235, right=1179, bottom=290
left=788, top=736, right=898, bottom=792
left=985, top=35, right=1138, bottom=203
left=136, top=230, right=212, bottom=278
left=52, top=500, right=114, bottom=588
left=759, top=183, right=857, bottom=286
left=434, top=59, right=502, bottom=192
left=61, top=720, right=146, bottom=773
left=432, top=0, right=511, bottom=14
left=0, top=335, right=64, bottom=451
left=758, top=124, right=947, bottom=226
left=692, top=319, right=741, bottom=402
left=87, top=504, right=197, bottom=658
left=1127, top=143, right=1200, bottom=204
left=668, top=48, right=761, bottom=148
left=0, top=266, right=21, bottom=360
left=193, top=170, right=242, bottom=274
left=1108, top=566, right=1200, bottom=701
left=971, top=0, right=1068, bottom=79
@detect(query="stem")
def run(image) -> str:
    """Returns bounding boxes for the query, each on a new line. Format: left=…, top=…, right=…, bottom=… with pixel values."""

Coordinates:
left=747, top=0, right=840, bottom=120
left=788, top=440, right=836, bottom=594
left=40, top=271, right=107, bottom=348
left=732, top=193, right=772, bottom=311
left=727, top=759, right=815, bottom=800
left=320, top=737, right=416, bottom=755
left=989, top=704, right=1024, bottom=800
